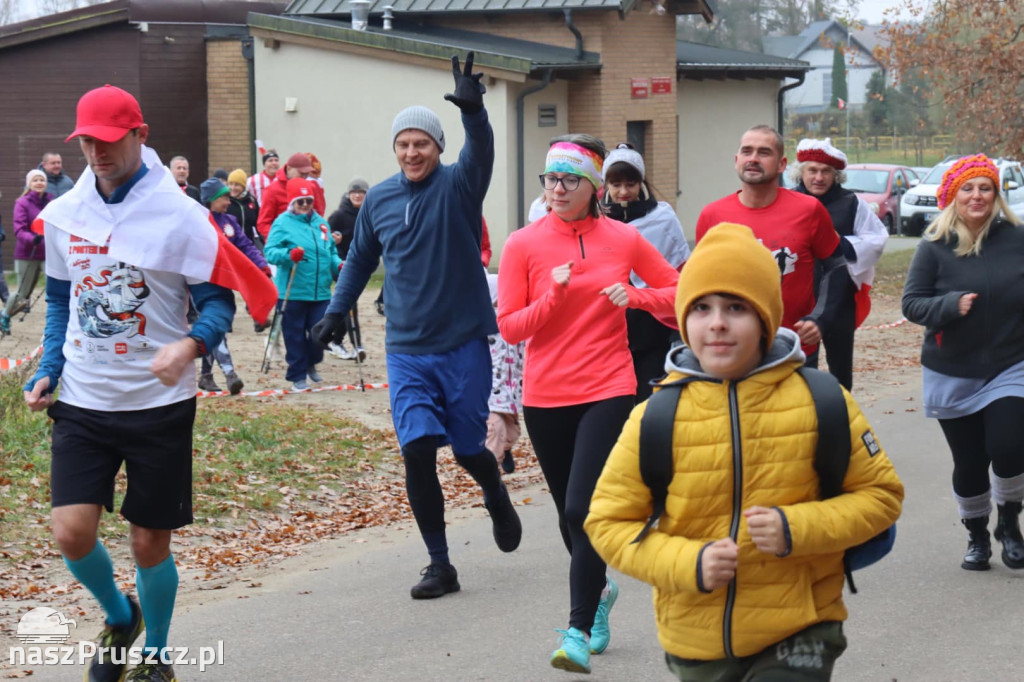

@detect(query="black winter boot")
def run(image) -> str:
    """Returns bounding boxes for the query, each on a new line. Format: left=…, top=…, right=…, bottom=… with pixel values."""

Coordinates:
left=961, top=516, right=992, bottom=571
left=994, top=502, right=1024, bottom=569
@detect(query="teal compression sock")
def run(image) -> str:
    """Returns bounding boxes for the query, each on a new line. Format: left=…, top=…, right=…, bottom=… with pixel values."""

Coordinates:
left=136, top=554, right=178, bottom=657
left=64, top=541, right=133, bottom=627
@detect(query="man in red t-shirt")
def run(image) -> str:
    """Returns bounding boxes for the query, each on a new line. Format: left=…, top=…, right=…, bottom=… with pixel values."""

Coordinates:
left=695, top=125, right=846, bottom=359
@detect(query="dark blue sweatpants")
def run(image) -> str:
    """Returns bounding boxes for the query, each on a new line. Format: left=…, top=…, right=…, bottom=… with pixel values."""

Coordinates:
left=281, top=299, right=328, bottom=382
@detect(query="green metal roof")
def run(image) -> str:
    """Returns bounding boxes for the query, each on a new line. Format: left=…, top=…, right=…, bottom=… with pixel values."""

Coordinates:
left=283, top=0, right=713, bottom=20
left=249, top=12, right=601, bottom=75
left=677, top=39, right=809, bottom=79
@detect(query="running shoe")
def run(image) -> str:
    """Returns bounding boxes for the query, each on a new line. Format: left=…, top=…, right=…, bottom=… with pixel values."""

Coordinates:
left=125, top=662, right=176, bottom=681
left=550, top=627, right=591, bottom=674
left=484, top=483, right=522, bottom=552
left=410, top=563, right=460, bottom=599
left=590, top=576, right=619, bottom=654
left=84, top=595, right=144, bottom=682
left=197, top=374, right=221, bottom=392
left=308, top=368, right=323, bottom=383
left=291, top=380, right=310, bottom=391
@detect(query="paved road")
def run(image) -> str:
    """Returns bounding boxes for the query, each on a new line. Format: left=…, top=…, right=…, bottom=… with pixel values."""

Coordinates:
left=11, top=388, right=1024, bottom=681
left=884, top=236, right=920, bottom=253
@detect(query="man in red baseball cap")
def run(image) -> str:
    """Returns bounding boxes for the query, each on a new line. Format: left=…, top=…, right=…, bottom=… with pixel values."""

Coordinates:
left=255, top=150, right=326, bottom=240
left=23, top=84, right=246, bottom=682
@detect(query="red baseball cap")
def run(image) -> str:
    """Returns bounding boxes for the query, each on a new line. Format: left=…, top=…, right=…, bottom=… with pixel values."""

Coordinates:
left=65, top=84, right=144, bottom=143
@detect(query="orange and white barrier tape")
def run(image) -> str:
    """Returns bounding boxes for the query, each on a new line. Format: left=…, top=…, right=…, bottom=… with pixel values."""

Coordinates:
left=861, top=317, right=909, bottom=331
left=0, top=344, right=43, bottom=371
left=197, top=381, right=388, bottom=399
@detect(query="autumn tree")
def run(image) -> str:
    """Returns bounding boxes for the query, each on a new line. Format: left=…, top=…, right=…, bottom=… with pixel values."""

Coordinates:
left=864, top=70, right=887, bottom=134
left=677, top=0, right=861, bottom=51
left=882, top=0, right=1024, bottom=157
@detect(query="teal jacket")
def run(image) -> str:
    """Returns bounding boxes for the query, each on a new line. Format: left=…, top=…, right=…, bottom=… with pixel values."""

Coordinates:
left=264, top=209, right=342, bottom=302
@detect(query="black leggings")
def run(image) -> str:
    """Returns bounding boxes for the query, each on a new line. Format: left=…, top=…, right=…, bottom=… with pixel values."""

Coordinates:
left=819, top=277, right=858, bottom=391
left=524, top=395, right=635, bottom=633
left=938, top=397, right=1024, bottom=498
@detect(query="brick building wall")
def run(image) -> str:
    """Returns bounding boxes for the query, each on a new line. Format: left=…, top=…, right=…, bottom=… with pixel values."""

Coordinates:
left=439, top=10, right=679, bottom=206
left=206, top=39, right=252, bottom=177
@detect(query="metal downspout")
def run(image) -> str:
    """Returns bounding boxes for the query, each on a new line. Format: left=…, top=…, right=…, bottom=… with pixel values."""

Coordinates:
left=777, top=72, right=805, bottom=138
left=516, top=69, right=553, bottom=229
left=563, top=9, right=584, bottom=60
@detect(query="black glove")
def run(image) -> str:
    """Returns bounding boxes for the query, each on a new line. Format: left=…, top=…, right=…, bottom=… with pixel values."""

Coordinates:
left=443, top=51, right=485, bottom=114
left=33, top=234, right=43, bottom=245
left=312, top=313, right=346, bottom=349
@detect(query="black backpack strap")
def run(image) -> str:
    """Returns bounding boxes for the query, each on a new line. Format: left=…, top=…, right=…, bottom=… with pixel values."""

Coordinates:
left=633, top=378, right=695, bottom=544
left=797, top=367, right=850, bottom=500
left=797, top=367, right=858, bottom=591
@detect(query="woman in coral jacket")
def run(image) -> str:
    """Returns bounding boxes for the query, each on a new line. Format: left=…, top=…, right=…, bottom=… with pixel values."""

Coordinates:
left=497, top=136, right=680, bottom=675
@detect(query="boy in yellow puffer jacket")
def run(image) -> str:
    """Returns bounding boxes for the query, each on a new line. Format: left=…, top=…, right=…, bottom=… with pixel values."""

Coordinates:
left=584, top=222, right=903, bottom=681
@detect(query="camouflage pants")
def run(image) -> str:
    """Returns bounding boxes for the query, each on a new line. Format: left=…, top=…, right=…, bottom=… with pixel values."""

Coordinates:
left=665, top=621, right=847, bottom=682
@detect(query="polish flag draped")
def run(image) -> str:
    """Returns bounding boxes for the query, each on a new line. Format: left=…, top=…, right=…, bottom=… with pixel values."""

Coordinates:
left=36, top=146, right=278, bottom=324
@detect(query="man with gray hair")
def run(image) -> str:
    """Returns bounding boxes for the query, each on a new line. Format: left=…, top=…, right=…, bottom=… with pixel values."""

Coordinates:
left=789, top=137, right=888, bottom=389
left=314, top=52, right=521, bottom=600
left=168, top=155, right=200, bottom=202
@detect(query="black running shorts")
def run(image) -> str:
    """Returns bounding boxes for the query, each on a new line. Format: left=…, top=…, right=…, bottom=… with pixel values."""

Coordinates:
left=48, top=397, right=197, bottom=530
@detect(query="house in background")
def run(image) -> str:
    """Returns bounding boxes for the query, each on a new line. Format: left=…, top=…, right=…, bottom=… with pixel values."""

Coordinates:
left=0, top=0, right=285, bottom=270
left=763, top=19, right=880, bottom=115
left=249, top=0, right=807, bottom=253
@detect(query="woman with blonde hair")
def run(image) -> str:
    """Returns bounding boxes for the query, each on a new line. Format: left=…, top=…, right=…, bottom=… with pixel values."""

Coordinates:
left=1, top=169, right=51, bottom=335
left=903, top=154, right=1024, bottom=572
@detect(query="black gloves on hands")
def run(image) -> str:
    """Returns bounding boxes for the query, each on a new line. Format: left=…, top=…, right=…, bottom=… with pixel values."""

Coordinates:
left=312, top=313, right=346, bottom=349
left=33, top=234, right=43, bottom=245
left=444, top=51, right=485, bottom=114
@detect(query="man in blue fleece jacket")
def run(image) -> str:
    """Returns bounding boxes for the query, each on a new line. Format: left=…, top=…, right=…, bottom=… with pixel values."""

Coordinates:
left=23, top=85, right=235, bottom=682
left=315, top=52, right=522, bottom=599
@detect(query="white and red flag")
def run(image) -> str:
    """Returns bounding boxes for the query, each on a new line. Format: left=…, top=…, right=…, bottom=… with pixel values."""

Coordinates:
left=36, top=146, right=278, bottom=324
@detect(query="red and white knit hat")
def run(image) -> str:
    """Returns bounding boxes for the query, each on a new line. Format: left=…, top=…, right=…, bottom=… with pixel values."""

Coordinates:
left=796, top=138, right=848, bottom=170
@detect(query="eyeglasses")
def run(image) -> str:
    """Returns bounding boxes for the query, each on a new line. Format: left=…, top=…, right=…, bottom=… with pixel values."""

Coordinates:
left=540, top=174, right=582, bottom=192
left=294, top=197, right=314, bottom=207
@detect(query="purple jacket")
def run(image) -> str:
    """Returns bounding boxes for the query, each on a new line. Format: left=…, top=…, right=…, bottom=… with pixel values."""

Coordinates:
left=212, top=211, right=268, bottom=269
left=13, top=191, right=51, bottom=260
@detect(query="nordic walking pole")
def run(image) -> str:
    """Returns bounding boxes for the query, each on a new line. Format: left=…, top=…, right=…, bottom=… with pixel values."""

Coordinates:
left=349, top=309, right=366, bottom=391
left=260, top=261, right=298, bottom=374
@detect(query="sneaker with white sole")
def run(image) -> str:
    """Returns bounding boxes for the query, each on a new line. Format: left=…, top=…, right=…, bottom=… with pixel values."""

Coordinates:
left=291, top=380, right=310, bottom=391
left=328, top=342, right=351, bottom=359
left=84, top=595, right=144, bottom=682
left=308, top=368, right=323, bottom=383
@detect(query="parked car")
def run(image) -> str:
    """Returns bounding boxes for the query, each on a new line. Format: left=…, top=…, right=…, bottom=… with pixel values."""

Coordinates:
left=900, top=158, right=1024, bottom=236
left=844, top=164, right=919, bottom=235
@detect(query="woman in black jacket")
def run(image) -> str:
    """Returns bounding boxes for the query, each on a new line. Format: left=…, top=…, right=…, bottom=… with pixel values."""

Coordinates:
left=226, top=169, right=261, bottom=247
left=326, top=178, right=369, bottom=361
left=902, top=154, right=1024, bottom=572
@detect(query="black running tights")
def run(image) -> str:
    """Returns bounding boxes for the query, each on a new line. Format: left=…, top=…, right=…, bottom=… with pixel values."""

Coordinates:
left=938, top=397, right=1024, bottom=498
left=524, top=395, right=635, bottom=633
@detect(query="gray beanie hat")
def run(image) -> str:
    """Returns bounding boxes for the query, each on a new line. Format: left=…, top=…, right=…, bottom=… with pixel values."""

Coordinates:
left=347, top=177, right=369, bottom=193
left=200, top=177, right=229, bottom=204
left=392, top=106, right=445, bottom=152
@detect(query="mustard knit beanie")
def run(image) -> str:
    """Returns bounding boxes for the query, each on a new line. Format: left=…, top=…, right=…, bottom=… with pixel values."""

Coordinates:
left=677, top=222, right=783, bottom=348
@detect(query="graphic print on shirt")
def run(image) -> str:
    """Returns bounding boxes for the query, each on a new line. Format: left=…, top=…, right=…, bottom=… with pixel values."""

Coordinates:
left=75, top=262, right=151, bottom=338
left=772, top=246, right=798, bottom=277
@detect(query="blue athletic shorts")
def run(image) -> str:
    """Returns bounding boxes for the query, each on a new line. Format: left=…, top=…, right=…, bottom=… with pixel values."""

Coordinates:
left=386, top=337, right=491, bottom=455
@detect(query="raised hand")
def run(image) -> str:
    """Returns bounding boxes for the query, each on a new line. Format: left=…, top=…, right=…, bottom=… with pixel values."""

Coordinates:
left=552, top=261, right=573, bottom=287
left=443, top=51, right=485, bottom=114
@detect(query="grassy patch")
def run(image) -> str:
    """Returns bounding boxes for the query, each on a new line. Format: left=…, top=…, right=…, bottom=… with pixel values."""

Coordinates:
left=872, top=248, right=916, bottom=300
left=0, top=365, right=393, bottom=566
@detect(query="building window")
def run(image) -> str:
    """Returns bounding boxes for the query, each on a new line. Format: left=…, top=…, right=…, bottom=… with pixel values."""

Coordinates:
left=538, top=104, right=557, bottom=127
left=822, top=72, right=832, bottom=104
left=626, top=120, right=648, bottom=158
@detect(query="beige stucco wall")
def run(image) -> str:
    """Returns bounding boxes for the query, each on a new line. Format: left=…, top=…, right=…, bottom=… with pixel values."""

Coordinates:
left=675, top=77, right=780, bottom=240
left=252, top=37, right=570, bottom=262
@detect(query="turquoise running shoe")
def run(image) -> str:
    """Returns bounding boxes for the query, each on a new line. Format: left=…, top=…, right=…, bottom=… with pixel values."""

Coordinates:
left=550, top=627, right=591, bottom=674
left=590, top=576, right=619, bottom=654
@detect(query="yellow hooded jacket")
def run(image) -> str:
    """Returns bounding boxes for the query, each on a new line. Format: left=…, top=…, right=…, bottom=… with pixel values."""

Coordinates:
left=584, top=327, right=904, bottom=661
